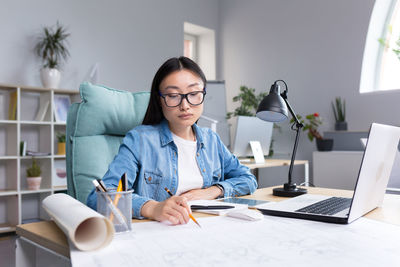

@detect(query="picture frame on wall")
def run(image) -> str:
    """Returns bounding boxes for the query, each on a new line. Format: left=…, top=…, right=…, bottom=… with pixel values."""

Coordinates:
left=53, top=95, right=71, bottom=123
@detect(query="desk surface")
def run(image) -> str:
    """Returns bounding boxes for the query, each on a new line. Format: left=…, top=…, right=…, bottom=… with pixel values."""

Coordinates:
left=16, top=186, right=400, bottom=258
left=240, top=158, right=308, bottom=169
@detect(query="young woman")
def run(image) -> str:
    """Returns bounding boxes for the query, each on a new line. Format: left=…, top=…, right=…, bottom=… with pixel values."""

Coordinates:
left=87, top=56, right=257, bottom=225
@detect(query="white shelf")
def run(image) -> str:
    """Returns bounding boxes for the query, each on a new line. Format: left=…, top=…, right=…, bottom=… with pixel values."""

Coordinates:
left=20, top=121, right=52, bottom=125
left=0, top=190, right=18, bottom=196
left=0, top=84, right=79, bottom=232
left=20, top=155, right=52, bottom=159
left=0, top=156, right=18, bottom=160
left=20, top=189, right=53, bottom=194
left=0, top=120, right=18, bottom=124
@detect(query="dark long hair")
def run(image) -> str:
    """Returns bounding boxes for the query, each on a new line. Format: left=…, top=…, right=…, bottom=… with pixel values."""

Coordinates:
left=142, top=56, right=207, bottom=125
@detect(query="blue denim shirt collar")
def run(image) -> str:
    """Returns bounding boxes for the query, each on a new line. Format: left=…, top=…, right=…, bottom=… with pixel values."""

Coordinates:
left=159, top=120, right=173, bottom=147
left=159, top=119, right=205, bottom=149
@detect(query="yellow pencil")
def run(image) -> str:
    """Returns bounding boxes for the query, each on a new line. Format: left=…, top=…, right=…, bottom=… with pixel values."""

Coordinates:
left=164, top=187, right=201, bottom=228
left=110, top=178, right=123, bottom=222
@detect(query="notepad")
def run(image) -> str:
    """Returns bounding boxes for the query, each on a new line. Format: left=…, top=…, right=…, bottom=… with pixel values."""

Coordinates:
left=188, top=199, right=248, bottom=215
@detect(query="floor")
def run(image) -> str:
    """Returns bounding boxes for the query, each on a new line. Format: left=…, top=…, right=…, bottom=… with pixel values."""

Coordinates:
left=0, top=233, right=16, bottom=267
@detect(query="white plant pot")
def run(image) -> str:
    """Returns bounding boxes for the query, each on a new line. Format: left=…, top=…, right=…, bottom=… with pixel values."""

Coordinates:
left=27, top=176, right=42, bottom=190
left=40, top=68, right=61, bottom=89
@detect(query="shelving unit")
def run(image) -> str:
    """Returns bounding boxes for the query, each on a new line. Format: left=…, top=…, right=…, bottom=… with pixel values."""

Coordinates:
left=0, top=83, right=80, bottom=233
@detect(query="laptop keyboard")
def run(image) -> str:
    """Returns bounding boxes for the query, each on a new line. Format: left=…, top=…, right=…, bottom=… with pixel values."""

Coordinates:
left=295, top=197, right=352, bottom=215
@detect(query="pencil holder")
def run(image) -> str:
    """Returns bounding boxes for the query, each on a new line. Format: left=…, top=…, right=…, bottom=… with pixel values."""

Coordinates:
left=96, top=189, right=133, bottom=233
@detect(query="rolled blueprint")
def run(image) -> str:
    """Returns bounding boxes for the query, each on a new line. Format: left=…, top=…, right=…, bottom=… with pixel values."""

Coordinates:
left=42, top=193, right=114, bottom=251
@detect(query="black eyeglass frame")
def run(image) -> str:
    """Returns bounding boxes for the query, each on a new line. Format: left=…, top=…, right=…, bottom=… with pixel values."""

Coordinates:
left=158, top=89, right=207, bottom=107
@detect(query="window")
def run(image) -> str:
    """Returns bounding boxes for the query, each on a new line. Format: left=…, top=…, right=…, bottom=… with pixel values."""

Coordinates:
left=360, top=0, right=400, bottom=93
left=378, top=1, right=400, bottom=90
left=183, top=22, right=216, bottom=80
left=184, top=34, right=197, bottom=62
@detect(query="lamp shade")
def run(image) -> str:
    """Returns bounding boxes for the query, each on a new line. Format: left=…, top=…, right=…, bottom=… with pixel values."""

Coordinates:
left=256, top=83, right=288, bottom=122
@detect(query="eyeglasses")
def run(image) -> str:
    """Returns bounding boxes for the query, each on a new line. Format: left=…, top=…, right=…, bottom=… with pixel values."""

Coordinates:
left=159, top=89, right=206, bottom=107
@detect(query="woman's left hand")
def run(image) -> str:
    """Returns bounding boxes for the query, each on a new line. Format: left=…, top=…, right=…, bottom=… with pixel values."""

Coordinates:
left=180, top=186, right=222, bottom=201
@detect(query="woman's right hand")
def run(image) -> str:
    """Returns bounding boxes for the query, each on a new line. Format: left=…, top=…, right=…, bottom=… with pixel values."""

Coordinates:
left=141, top=196, right=191, bottom=225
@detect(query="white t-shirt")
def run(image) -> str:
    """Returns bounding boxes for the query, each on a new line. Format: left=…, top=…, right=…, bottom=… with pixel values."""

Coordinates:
left=172, top=133, right=204, bottom=196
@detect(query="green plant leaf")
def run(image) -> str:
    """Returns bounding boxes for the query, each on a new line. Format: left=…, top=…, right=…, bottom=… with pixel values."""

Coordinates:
left=35, top=22, right=70, bottom=69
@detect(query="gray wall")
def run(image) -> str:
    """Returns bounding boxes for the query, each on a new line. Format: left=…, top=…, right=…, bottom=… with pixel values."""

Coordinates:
left=2, top=0, right=399, bottom=184
left=0, top=0, right=220, bottom=91
left=220, top=0, right=400, bottom=183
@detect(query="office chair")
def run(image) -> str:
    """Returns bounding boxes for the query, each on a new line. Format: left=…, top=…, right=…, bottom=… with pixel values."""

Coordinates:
left=66, top=82, right=150, bottom=203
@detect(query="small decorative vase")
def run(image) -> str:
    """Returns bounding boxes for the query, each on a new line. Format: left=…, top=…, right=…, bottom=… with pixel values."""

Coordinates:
left=26, top=176, right=42, bottom=190
left=57, top=142, right=66, bottom=155
left=335, top=121, right=348, bottom=131
left=316, top=138, right=334, bottom=151
left=40, top=68, right=61, bottom=88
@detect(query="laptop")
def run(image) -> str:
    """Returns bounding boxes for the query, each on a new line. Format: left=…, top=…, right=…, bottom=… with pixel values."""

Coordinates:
left=258, top=123, right=400, bottom=224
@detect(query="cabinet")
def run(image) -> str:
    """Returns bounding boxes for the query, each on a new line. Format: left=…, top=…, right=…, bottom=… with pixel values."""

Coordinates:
left=313, top=151, right=363, bottom=190
left=0, top=84, right=79, bottom=233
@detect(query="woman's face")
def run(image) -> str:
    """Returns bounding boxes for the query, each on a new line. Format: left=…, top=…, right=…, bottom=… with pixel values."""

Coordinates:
left=159, top=69, right=204, bottom=131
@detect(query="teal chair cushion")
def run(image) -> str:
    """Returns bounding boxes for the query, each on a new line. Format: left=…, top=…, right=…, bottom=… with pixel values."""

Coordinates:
left=66, top=82, right=150, bottom=203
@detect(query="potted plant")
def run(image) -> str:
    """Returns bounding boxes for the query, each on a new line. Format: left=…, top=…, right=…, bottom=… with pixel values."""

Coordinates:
left=332, top=97, right=347, bottom=131
left=35, top=22, right=70, bottom=89
left=292, top=113, right=333, bottom=151
left=226, top=86, right=279, bottom=156
left=56, top=131, right=66, bottom=155
left=226, top=85, right=267, bottom=119
left=26, top=158, right=42, bottom=190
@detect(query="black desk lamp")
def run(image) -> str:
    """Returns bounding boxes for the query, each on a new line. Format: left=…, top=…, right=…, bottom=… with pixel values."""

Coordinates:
left=256, top=80, right=307, bottom=197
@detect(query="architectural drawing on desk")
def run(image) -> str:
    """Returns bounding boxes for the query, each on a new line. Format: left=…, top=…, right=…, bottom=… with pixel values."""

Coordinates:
left=70, top=216, right=400, bottom=267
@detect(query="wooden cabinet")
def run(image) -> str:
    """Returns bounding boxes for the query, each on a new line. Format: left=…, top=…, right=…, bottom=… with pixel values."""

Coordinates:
left=0, top=84, right=79, bottom=233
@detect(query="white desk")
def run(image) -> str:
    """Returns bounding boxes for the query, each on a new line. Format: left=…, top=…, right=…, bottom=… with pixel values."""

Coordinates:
left=15, top=187, right=400, bottom=266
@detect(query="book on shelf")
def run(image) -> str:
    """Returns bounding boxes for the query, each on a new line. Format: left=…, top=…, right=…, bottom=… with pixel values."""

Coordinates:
left=53, top=159, right=67, bottom=187
left=53, top=95, right=71, bottom=123
left=20, top=141, right=26, bottom=156
left=8, top=91, right=17, bottom=120
left=35, top=100, right=50, bottom=121
left=0, top=92, right=4, bottom=119
left=26, top=150, right=51, bottom=156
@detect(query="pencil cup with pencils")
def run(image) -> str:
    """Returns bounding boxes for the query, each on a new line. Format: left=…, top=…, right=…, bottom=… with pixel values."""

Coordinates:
left=96, top=189, right=133, bottom=233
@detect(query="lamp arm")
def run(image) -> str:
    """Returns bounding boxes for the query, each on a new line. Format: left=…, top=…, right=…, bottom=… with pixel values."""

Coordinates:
left=281, top=93, right=303, bottom=186
left=287, top=125, right=301, bottom=186
left=281, top=93, right=303, bottom=127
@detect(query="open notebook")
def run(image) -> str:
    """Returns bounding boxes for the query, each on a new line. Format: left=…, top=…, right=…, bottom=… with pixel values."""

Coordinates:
left=188, top=199, right=248, bottom=215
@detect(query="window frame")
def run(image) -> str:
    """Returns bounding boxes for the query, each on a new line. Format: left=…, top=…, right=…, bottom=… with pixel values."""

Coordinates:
left=360, top=0, right=400, bottom=93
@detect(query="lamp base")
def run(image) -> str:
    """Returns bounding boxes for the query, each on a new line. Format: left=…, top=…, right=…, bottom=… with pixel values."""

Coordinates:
left=273, top=183, right=307, bottom=197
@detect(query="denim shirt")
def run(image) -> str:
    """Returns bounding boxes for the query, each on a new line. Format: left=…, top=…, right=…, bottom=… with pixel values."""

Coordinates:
left=87, top=119, right=257, bottom=218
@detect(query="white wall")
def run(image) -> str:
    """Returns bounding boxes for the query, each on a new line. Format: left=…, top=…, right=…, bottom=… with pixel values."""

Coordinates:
left=219, top=0, right=400, bottom=181
left=0, top=0, right=220, bottom=91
